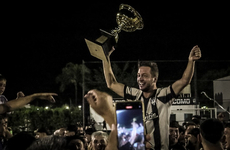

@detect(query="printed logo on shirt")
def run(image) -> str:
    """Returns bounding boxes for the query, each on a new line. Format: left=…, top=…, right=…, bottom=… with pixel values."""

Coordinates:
left=145, top=112, right=158, bottom=121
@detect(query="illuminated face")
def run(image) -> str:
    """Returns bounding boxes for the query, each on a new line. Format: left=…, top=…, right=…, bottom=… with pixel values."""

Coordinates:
left=92, top=135, right=108, bottom=150
left=185, top=134, right=198, bottom=150
left=137, top=66, right=155, bottom=92
left=68, top=139, right=85, bottom=150
left=169, top=127, right=179, bottom=145
left=0, top=80, right=6, bottom=95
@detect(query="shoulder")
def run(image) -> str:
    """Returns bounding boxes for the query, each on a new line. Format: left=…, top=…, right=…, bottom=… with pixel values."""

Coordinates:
left=124, top=85, right=142, bottom=100
left=156, top=85, right=177, bottom=104
left=157, top=85, right=177, bottom=98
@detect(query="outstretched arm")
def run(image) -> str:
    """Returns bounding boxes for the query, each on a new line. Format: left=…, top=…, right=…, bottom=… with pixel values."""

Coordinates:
left=172, top=45, right=201, bottom=96
left=102, top=47, right=125, bottom=97
left=0, top=93, right=57, bottom=114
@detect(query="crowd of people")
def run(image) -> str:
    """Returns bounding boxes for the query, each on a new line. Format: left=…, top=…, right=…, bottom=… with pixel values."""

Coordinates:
left=1, top=106, right=229, bottom=150
left=0, top=45, right=229, bottom=150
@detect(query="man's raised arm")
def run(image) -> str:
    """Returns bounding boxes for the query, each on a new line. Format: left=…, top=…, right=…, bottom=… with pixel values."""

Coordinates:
left=172, top=45, right=201, bottom=96
left=102, top=47, right=125, bottom=97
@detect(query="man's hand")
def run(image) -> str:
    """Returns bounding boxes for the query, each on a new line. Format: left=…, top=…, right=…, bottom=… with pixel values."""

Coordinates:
left=189, top=45, right=201, bottom=61
left=16, top=91, right=25, bottom=99
left=84, top=89, right=115, bottom=127
left=32, top=93, right=57, bottom=103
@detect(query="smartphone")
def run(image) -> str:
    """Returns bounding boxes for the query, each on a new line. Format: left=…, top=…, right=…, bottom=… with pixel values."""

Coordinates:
left=115, top=101, right=145, bottom=150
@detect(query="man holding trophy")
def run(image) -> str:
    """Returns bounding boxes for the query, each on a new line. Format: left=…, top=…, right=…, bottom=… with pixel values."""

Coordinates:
left=85, top=4, right=201, bottom=150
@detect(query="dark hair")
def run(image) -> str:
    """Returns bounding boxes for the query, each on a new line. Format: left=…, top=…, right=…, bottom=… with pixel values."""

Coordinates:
left=27, top=135, right=67, bottom=150
left=225, top=123, right=230, bottom=128
left=0, top=74, right=6, bottom=81
left=36, top=127, right=50, bottom=135
left=200, top=118, right=224, bottom=144
left=170, top=120, right=180, bottom=128
left=185, top=122, right=196, bottom=129
left=192, top=115, right=201, bottom=120
left=188, top=128, right=200, bottom=137
left=138, top=61, right=159, bottom=79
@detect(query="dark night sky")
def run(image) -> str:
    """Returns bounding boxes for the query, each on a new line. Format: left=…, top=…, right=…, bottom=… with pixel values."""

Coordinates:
left=2, top=2, right=229, bottom=100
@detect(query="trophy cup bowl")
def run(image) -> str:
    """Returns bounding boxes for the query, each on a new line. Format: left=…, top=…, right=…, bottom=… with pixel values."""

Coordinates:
left=85, top=4, right=144, bottom=61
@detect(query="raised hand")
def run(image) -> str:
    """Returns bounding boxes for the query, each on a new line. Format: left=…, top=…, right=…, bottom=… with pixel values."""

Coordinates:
left=84, top=89, right=115, bottom=127
left=189, top=45, right=201, bottom=61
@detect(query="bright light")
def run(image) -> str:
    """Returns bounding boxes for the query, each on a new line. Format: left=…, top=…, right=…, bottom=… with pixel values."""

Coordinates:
left=45, top=106, right=49, bottom=109
left=66, top=106, right=69, bottom=109
left=78, top=105, right=82, bottom=110
left=201, top=106, right=208, bottom=109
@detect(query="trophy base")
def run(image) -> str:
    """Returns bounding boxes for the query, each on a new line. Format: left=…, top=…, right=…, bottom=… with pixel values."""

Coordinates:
left=85, top=29, right=116, bottom=61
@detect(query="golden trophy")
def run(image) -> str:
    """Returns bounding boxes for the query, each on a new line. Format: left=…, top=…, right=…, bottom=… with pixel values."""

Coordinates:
left=85, top=4, right=144, bottom=61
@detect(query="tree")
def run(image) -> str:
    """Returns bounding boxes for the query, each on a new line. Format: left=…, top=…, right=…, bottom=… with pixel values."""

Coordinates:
left=56, top=62, right=90, bottom=106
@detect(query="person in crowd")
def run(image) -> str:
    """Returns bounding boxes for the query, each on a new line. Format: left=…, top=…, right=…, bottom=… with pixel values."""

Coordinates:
left=67, top=137, right=86, bottom=150
left=89, top=131, right=108, bottom=150
left=54, top=127, right=66, bottom=137
left=0, top=74, right=25, bottom=105
left=102, top=45, right=201, bottom=150
left=184, top=122, right=196, bottom=137
left=26, top=135, right=68, bottom=150
left=65, top=125, right=79, bottom=137
left=178, top=125, right=185, bottom=147
left=0, top=74, right=8, bottom=105
left=218, top=112, right=225, bottom=124
left=185, top=128, right=202, bottom=150
left=84, top=89, right=159, bottom=150
left=169, top=121, right=185, bottom=150
left=199, top=118, right=224, bottom=150
left=0, top=92, right=57, bottom=115
left=191, top=115, right=201, bottom=128
left=34, top=127, right=50, bottom=139
left=223, top=123, right=230, bottom=150
left=0, top=114, right=12, bottom=149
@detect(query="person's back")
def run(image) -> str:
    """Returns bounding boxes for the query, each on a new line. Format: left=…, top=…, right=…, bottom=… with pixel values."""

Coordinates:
left=200, top=118, right=224, bottom=150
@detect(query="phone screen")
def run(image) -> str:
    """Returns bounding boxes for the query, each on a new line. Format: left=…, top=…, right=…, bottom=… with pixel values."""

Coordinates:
left=115, top=101, right=145, bottom=150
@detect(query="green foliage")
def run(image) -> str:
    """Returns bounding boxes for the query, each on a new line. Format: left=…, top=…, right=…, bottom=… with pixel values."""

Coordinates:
left=56, top=62, right=91, bottom=105
left=8, top=105, right=82, bottom=134
left=56, top=62, right=91, bottom=92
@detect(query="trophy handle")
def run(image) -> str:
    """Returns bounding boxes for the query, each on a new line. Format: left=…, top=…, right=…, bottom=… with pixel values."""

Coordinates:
left=116, top=4, right=144, bottom=32
left=85, top=3, right=144, bottom=61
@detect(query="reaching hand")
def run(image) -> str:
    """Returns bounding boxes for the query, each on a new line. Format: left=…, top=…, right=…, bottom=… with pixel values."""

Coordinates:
left=16, top=91, right=25, bottom=99
left=32, top=93, right=57, bottom=103
left=189, top=45, right=201, bottom=61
